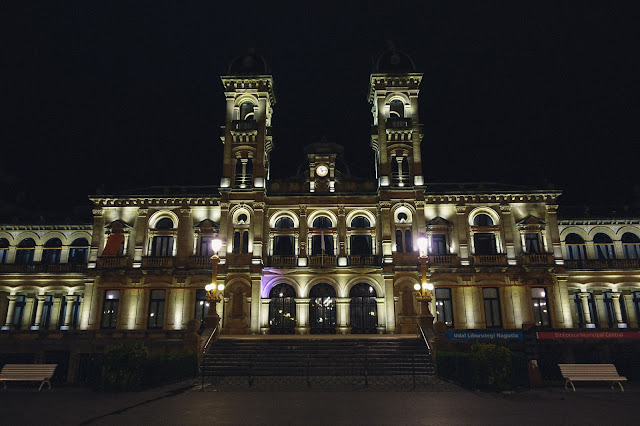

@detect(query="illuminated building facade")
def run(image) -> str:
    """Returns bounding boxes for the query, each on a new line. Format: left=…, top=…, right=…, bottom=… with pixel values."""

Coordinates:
left=1, top=48, right=639, bottom=363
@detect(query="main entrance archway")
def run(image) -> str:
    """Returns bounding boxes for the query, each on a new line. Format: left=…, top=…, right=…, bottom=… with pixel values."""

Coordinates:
left=269, top=283, right=296, bottom=334
left=309, top=283, right=337, bottom=334
left=349, top=283, right=378, bottom=334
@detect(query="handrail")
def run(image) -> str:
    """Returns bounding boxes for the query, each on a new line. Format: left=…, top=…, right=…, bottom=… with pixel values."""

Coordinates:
left=417, top=324, right=431, bottom=354
left=201, top=326, right=218, bottom=357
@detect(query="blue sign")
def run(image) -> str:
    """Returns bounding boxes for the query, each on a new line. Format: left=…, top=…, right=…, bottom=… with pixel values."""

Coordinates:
left=445, top=331, right=523, bottom=340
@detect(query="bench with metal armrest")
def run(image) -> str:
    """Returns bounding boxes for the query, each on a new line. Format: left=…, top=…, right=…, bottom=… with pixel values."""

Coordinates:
left=558, top=363, right=626, bottom=392
left=0, top=364, right=58, bottom=391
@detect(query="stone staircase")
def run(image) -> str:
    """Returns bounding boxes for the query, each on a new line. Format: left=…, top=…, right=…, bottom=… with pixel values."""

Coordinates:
left=200, top=336, right=440, bottom=390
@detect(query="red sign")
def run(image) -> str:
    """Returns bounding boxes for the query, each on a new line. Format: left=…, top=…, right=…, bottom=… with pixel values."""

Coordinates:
left=537, top=331, right=640, bottom=340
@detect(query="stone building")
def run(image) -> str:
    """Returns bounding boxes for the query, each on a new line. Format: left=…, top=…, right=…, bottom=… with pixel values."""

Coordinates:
left=1, top=48, right=639, bottom=374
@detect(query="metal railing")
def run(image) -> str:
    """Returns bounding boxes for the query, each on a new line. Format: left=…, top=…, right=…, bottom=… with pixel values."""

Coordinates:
left=565, top=258, right=640, bottom=269
left=0, top=263, right=87, bottom=273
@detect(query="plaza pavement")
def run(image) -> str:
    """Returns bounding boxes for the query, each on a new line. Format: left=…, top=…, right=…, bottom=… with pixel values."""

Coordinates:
left=0, top=379, right=637, bottom=425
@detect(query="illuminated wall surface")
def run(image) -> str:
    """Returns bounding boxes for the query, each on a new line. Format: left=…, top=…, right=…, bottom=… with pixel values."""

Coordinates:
left=1, top=47, right=640, bottom=336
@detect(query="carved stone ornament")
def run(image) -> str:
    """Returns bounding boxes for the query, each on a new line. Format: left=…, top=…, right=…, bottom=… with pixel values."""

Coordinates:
left=92, top=209, right=103, bottom=216
left=379, top=201, right=391, bottom=209
left=253, top=202, right=266, bottom=210
left=220, top=202, right=231, bottom=210
left=455, top=205, right=467, bottom=214
left=500, top=205, right=512, bottom=213
left=338, top=205, right=345, bottom=215
left=137, top=208, right=148, bottom=216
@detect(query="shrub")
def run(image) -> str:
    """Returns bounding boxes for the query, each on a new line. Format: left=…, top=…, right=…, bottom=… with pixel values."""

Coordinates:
left=435, top=351, right=473, bottom=387
left=470, top=343, right=512, bottom=390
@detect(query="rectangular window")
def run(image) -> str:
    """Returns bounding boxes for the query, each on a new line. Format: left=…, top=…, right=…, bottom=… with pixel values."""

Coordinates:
left=0, top=248, right=7, bottom=264
left=603, top=292, right=627, bottom=328
left=14, top=248, right=34, bottom=265
left=101, top=290, right=120, bottom=329
left=531, top=287, right=551, bottom=327
left=151, top=236, right=174, bottom=257
left=474, top=233, right=497, bottom=255
left=525, top=233, right=540, bottom=254
left=194, top=289, right=209, bottom=324
left=634, top=292, right=640, bottom=325
left=60, top=295, right=82, bottom=329
left=395, top=229, right=403, bottom=253
left=566, top=245, right=586, bottom=260
left=199, top=236, right=214, bottom=257
left=595, top=244, right=615, bottom=260
left=40, top=295, right=54, bottom=329
left=41, top=249, right=61, bottom=264
left=573, top=292, right=598, bottom=328
left=68, top=247, right=88, bottom=264
left=311, top=235, right=334, bottom=255
left=430, top=234, right=447, bottom=255
left=483, top=287, right=502, bottom=328
left=274, top=235, right=295, bottom=256
left=435, top=288, right=454, bottom=327
left=147, top=289, right=166, bottom=329
left=12, top=295, right=26, bottom=330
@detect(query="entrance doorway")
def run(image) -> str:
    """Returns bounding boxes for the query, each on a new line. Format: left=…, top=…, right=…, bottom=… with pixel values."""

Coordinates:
left=309, top=283, right=337, bottom=334
left=349, top=283, right=378, bottom=334
left=269, top=283, right=296, bottom=334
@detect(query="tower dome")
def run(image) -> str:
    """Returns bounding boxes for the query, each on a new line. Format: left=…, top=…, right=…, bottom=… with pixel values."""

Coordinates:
left=227, top=48, right=270, bottom=75
left=373, top=42, right=416, bottom=73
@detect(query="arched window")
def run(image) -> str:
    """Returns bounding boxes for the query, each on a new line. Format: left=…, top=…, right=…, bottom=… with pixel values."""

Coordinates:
left=472, top=213, right=498, bottom=255
left=622, top=232, right=640, bottom=259
left=42, top=238, right=62, bottom=264
left=309, top=283, right=336, bottom=334
left=69, top=238, right=89, bottom=264
left=593, top=233, right=615, bottom=259
left=239, top=101, right=255, bottom=121
left=349, top=216, right=373, bottom=258
left=389, top=99, right=404, bottom=118
left=311, top=216, right=334, bottom=256
left=272, top=217, right=295, bottom=257
left=0, top=238, right=9, bottom=264
left=394, top=210, right=413, bottom=253
left=150, top=217, right=175, bottom=257
left=15, top=238, right=35, bottom=265
left=268, top=283, right=296, bottom=334
left=232, top=211, right=251, bottom=254
left=349, top=283, right=377, bottom=334
left=565, top=233, right=586, bottom=260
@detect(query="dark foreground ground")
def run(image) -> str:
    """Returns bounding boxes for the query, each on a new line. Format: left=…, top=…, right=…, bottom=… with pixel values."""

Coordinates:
left=0, top=379, right=637, bottom=425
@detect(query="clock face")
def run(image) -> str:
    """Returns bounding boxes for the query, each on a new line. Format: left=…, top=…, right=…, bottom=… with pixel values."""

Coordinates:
left=316, top=165, right=329, bottom=177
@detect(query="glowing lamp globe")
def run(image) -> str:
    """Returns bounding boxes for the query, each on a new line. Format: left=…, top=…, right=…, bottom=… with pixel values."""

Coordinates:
left=211, top=238, right=222, bottom=253
left=417, top=237, right=428, bottom=253
left=425, top=283, right=434, bottom=291
left=205, top=283, right=215, bottom=292
left=413, top=283, right=421, bottom=291
left=217, top=283, right=225, bottom=292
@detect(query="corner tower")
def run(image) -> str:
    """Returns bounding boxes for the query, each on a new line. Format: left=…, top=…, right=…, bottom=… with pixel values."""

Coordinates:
left=369, top=45, right=424, bottom=188
left=220, top=50, right=275, bottom=189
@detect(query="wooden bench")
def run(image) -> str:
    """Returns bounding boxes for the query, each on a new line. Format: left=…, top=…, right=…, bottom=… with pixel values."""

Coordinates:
left=558, top=363, right=626, bottom=392
left=0, top=364, right=57, bottom=391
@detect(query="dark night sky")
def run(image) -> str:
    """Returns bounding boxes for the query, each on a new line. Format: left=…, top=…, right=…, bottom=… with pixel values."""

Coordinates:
left=1, top=2, right=639, bottom=217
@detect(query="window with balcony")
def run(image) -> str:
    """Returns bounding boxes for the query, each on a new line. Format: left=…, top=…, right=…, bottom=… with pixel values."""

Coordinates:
left=101, top=290, right=120, bottom=329
left=622, top=233, right=640, bottom=259
left=15, top=238, right=35, bottom=264
left=472, top=214, right=498, bottom=255
left=272, top=216, right=295, bottom=256
left=483, top=287, right=502, bottom=328
left=430, top=234, right=447, bottom=255
left=232, top=212, right=251, bottom=254
left=525, top=233, right=541, bottom=254
left=68, top=238, right=89, bottom=264
left=389, top=99, right=404, bottom=118
left=349, top=216, right=373, bottom=256
left=42, top=238, right=62, bottom=264
left=239, top=101, right=255, bottom=120
left=531, top=287, right=551, bottom=327
left=150, top=218, right=175, bottom=257
left=394, top=210, right=413, bottom=253
left=594, top=233, right=615, bottom=259
left=0, top=238, right=9, bottom=263
left=147, top=289, right=166, bottom=329
left=311, top=216, right=334, bottom=255
left=565, top=233, right=586, bottom=260
left=435, top=288, right=454, bottom=327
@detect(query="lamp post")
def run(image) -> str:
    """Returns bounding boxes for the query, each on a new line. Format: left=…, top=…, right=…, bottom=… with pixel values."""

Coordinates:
left=203, top=237, right=224, bottom=330
left=415, top=237, right=434, bottom=330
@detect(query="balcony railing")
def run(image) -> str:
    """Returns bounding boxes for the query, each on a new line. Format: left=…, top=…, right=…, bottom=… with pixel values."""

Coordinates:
left=523, top=253, right=555, bottom=265
left=97, top=256, right=129, bottom=269
left=427, top=254, right=459, bottom=267
left=188, top=256, right=212, bottom=268
left=473, top=254, right=508, bottom=266
left=565, top=258, right=640, bottom=270
left=308, top=255, right=337, bottom=267
left=385, top=117, right=413, bottom=129
left=0, top=263, right=87, bottom=273
left=348, top=255, right=379, bottom=266
left=231, top=119, right=258, bottom=132
left=268, top=256, right=297, bottom=267
left=392, top=252, right=419, bottom=265
left=141, top=257, right=175, bottom=268
left=225, top=253, right=253, bottom=266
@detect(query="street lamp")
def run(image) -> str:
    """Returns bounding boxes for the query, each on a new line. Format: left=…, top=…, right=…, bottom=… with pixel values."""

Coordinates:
left=203, top=237, right=224, bottom=330
left=415, top=236, right=434, bottom=330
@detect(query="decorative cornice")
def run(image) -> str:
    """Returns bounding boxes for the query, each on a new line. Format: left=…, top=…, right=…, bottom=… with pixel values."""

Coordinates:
left=423, top=192, right=561, bottom=204
left=90, top=197, right=219, bottom=208
left=0, top=224, right=93, bottom=232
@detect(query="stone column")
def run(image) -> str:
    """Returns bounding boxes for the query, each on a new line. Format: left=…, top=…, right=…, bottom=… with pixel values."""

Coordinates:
left=251, top=276, right=261, bottom=333
left=61, top=296, right=76, bottom=330
left=2, top=295, right=17, bottom=330
left=295, top=298, right=310, bottom=334
left=298, top=205, right=308, bottom=264
left=579, top=292, right=594, bottom=327
left=384, top=277, right=396, bottom=333
left=337, top=205, right=346, bottom=258
left=500, top=205, right=516, bottom=262
left=336, top=297, right=350, bottom=334
left=23, top=296, right=35, bottom=330
left=611, top=292, right=627, bottom=328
